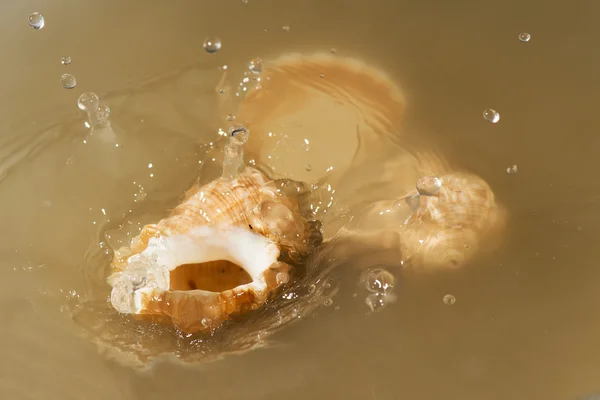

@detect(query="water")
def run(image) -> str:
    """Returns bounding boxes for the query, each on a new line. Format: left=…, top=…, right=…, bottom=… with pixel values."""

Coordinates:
left=3, top=1, right=600, bottom=399
left=483, top=108, right=501, bottom=123
left=202, top=36, right=222, bottom=53
left=443, top=294, right=457, bottom=305
left=416, top=176, right=442, bottom=196
left=248, top=57, right=263, bottom=74
left=28, top=12, right=44, bottom=30
left=60, top=73, right=76, bottom=89
left=518, top=32, right=532, bottom=42
left=61, top=56, right=72, bottom=65
left=77, top=92, right=99, bottom=111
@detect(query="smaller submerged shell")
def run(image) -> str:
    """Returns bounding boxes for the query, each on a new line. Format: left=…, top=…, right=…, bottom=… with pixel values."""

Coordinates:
left=108, top=167, right=322, bottom=333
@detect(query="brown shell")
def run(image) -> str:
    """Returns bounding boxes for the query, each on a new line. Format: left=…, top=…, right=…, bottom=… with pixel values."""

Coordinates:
left=109, top=167, right=322, bottom=333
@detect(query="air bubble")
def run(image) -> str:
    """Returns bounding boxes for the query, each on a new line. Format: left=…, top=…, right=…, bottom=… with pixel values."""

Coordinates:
left=365, top=268, right=395, bottom=293
left=308, top=284, right=316, bottom=293
left=443, top=294, right=456, bottom=305
left=60, top=74, right=76, bottom=89
left=78, top=92, right=99, bottom=111
left=416, top=176, right=442, bottom=196
left=61, top=56, right=71, bottom=65
left=483, top=108, right=500, bottom=123
left=518, top=32, right=531, bottom=42
left=203, top=36, right=222, bottom=53
left=249, top=58, right=263, bottom=74
left=323, top=298, right=333, bottom=307
left=28, top=12, right=44, bottom=30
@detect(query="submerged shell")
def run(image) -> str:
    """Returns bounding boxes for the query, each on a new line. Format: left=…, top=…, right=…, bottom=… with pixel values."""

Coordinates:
left=108, top=167, right=322, bottom=333
left=229, top=52, right=506, bottom=268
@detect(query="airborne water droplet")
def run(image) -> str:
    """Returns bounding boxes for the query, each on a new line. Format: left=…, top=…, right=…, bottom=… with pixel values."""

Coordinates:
left=483, top=108, right=500, bottom=123
left=282, top=25, right=290, bottom=32
left=77, top=92, right=99, bottom=111
left=506, top=164, right=518, bottom=174
left=228, top=124, right=249, bottom=144
left=61, top=56, right=71, bottom=65
left=28, top=12, right=44, bottom=30
left=518, top=32, right=531, bottom=42
left=203, top=36, right=222, bottom=53
left=60, top=74, right=76, bottom=89
left=226, top=113, right=236, bottom=122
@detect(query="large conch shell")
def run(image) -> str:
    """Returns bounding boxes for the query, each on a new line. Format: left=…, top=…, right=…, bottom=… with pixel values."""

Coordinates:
left=230, top=51, right=506, bottom=268
left=108, top=161, right=322, bottom=334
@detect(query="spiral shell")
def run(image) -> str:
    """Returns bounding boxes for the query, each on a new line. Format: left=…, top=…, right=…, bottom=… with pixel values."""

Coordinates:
left=108, top=167, right=322, bottom=333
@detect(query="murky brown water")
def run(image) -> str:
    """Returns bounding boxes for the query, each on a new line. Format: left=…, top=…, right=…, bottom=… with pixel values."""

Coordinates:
left=2, top=0, right=600, bottom=399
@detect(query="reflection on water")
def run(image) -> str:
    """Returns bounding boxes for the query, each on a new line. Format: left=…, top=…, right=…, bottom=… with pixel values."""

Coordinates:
left=2, top=0, right=600, bottom=399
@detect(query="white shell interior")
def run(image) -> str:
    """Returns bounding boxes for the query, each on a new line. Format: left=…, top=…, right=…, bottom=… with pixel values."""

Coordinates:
left=110, top=225, right=281, bottom=315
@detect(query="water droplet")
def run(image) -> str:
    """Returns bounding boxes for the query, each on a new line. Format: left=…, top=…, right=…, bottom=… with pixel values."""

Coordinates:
left=308, top=284, right=316, bottom=293
left=77, top=92, right=99, bottom=111
left=276, top=271, right=289, bottom=285
left=443, top=294, right=456, bottom=305
left=416, top=176, right=442, bottom=196
left=219, top=88, right=225, bottom=94
left=249, top=58, right=263, bottom=74
left=282, top=25, right=290, bottom=32
left=483, top=108, right=500, bottom=123
left=60, top=73, right=76, bottom=89
left=518, top=32, right=531, bottom=42
left=365, top=268, right=396, bottom=293
left=506, top=164, right=518, bottom=174
left=226, top=113, right=236, bottom=122
left=61, top=56, right=71, bottom=65
left=319, top=74, right=325, bottom=78
left=203, top=36, right=222, bottom=53
left=28, top=12, right=44, bottom=30
left=228, top=124, right=249, bottom=144
left=305, top=164, right=312, bottom=171
left=323, top=298, right=333, bottom=307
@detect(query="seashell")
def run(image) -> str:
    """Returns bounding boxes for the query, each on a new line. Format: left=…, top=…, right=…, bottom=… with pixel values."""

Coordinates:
left=230, top=52, right=506, bottom=268
left=108, top=167, right=322, bottom=333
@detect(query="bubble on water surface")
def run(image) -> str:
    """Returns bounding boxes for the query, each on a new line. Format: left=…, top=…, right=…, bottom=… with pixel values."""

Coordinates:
left=249, top=58, right=263, bottom=74
left=416, top=176, right=442, bottom=196
left=203, top=36, right=222, bottom=53
left=483, top=108, right=500, bottom=123
left=443, top=294, right=456, bottom=305
left=60, top=74, right=76, bottom=89
left=78, top=92, right=99, bottom=111
left=28, top=12, right=44, bottom=30
left=506, top=164, right=518, bottom=174
left=61, top=56, right=71, bottom=65
left=518, top=32, right=531, bottom=42
left=364, top=268, right=395, bottom=293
